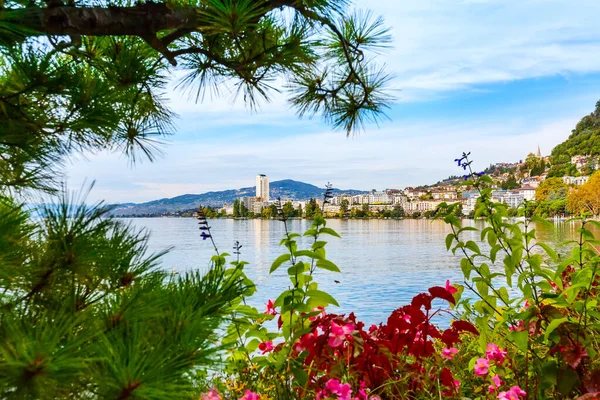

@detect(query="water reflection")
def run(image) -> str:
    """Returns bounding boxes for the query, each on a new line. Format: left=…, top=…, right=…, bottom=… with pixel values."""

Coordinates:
left=126, top=218, right=599, bottom=326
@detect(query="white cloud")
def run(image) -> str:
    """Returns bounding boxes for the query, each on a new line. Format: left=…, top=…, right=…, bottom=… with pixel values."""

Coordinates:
left=156, top=0, right=600, bottom=109
left=372, top=0, right=600, bottom=96
left=63, top=0, right=600, bottom=203
left=66, top=114, right=578, bottom=203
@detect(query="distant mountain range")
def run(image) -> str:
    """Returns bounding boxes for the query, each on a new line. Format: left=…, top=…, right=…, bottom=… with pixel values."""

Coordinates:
left=109, top=179, right=367, bottom=216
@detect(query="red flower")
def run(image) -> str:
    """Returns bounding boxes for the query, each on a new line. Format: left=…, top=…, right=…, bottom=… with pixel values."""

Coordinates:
left=258, top=341, right=273, bottom=354
left=264, top=300, right=277, bottom=315
left=445, top=280, right=458, bottom=295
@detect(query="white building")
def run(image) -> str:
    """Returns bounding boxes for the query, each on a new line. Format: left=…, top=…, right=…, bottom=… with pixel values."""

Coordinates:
left=464, top=195, right=480, bottom=214
left=368, top=191, right=392, bottom=204
left=256, top=174, right=269, bottom=201
left=518, top=186, right=536, bottom=201
left=500, top=192, right=525, bottom=209
left=521, top=177, right=540, bottom=188
left=563, top=176, right=590, bottom=186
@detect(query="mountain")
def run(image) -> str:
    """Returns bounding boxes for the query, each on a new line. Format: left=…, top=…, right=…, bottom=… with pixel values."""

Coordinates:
left=548, top=100, right=600, bottom=177
left=109, top=179, right=367, bottom=216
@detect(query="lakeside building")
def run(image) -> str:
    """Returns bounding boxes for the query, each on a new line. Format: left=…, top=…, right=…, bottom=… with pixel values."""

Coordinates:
left=368, top=190, right=392, bottom=204
left=242, top=196, right=257, bottom=212
left=256, top=174, right=269, bottom=201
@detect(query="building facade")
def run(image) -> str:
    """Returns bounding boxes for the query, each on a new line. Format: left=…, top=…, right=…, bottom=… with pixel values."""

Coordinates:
left=256, top=174, right=269, bottom=201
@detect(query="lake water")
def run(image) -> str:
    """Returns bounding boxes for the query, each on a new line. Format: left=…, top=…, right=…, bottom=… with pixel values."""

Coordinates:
left=125, top=218, right=596, bottom=326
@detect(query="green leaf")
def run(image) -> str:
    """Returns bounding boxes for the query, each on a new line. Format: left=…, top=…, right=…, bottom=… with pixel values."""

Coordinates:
left=312, top=240, right=327, bottom=250
left=465, top=240, right=481, bottom=254
left=531, top=216, right=554, bottom=229
left=536, top=242, right=558, bottom=262
left=490, top=244, right=502, bottom=264
left=287, top=262, right=307, bottom=276
left=316, top=259, right=341, bottom=273
left=291, top=365, right=309, bottom=387
left=294, top=250, right=323, bottom=260
left=507, top=330, right=528, bottom=352
left=460, top=258, right=472, bottom=279
left=318, top=227, right=341, bottom=238
left=270, top=253, right=291, bottom=273
left=303, top=228, right=318, bottom=237
left=306, top=289, right=339, bottom=307
left=445, top=233, right=455, bottom=251
left=544, top=317, right=568, bottom=341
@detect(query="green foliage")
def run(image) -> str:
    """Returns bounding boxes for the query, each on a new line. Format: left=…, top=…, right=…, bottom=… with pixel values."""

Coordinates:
left=500, top=175, right=519, bottom=190
left=535, top=177, right=568, bottom=202
left=220, top=216, right=342, bottom=398
left=439, top=153, right=600, bottom=399
left=549, top=100, right=600, bottom=177
left=0, top=192, right=246, bottom=398
left=1, top=1, right=393, bottom=195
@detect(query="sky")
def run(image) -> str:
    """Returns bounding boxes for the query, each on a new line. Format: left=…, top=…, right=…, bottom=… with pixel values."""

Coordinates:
left=66, top=0, right=600, bottom=204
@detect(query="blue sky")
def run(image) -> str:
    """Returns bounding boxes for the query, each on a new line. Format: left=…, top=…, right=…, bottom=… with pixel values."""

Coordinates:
left=67, top=0, right=600, bottom=203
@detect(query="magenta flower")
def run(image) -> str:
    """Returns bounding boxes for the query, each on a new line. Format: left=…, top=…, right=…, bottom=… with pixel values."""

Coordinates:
left=486, top=343, right=507, bottom=364
left=325, top=379, right=353, bottom=400
left=445, top=280, right=458, bottom=295
left=264, top=299, right=277, bottom=315
left=453, top=380, right=461, bottom=389
left=488, top=374, right=503, bottom=392
left=239, top=390, right=260, bottom=400
left=498, top=386, right=526, bottom=400
left=201, top=388, right=221, bottom=400
left=328, top=322, right=355, bottom=348
left=474, top=358, right=489, bottom=376
left=442, top=347, right=458, bottom=360
left=258, top=341, right=273, bottom=354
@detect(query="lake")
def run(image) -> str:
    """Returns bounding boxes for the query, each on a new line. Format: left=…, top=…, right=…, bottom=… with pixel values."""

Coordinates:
left=125, top=218, right=596, bottom=326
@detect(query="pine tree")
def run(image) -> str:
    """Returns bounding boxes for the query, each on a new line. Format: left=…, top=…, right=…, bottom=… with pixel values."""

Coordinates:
left=0, top=0, right=392, bottom=398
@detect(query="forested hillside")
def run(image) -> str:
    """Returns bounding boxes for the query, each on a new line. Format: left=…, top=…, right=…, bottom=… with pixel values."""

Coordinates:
left=548, top=100, right=600, bottom=176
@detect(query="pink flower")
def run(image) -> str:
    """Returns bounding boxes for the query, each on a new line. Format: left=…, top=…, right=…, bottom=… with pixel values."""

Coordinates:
left=258, top=341, right=273, bottom=354
left=453, top=380, right=461, bottom=388
left=264, top=300, right=277, bottom=315
left=488, top=374, right=503, bottom=392
left=474, top=358, right=489, bottom=376
left=201, top=388, right=221, bottom=400
left=239, top=390, right=260, bottom=400
left=509, top=386, right=526, bottom=397
left=486, top=343, right=507, bottom=364
left=497, top=386, right=526, bottom=400
left=442, top=347, right=458, bottom=360
left=325, top=379, right=353, bottom=400
left=328, top=322, right=355, bottom=348
left=509, top=321, right=524, bottom=332
left=446, top=280, right=458, bottom=295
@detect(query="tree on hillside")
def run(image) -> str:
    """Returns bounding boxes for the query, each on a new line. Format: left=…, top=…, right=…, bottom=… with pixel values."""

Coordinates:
left=549, top=100, right=600, bottom=177
left=0, top=1, right=393, bottom=397
left=535, top=177, right=568, bottom=202
left=501, top=175, right=519, bottom=190
left=567, top=172, right=600, bottom=216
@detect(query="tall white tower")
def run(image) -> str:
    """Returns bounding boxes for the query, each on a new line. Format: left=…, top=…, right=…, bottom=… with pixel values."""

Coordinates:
left=256, top=174, right=269, bottom=201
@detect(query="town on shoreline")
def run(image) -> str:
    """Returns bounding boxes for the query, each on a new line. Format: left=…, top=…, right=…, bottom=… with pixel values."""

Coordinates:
left=118, top=146, right=599, bottom=220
